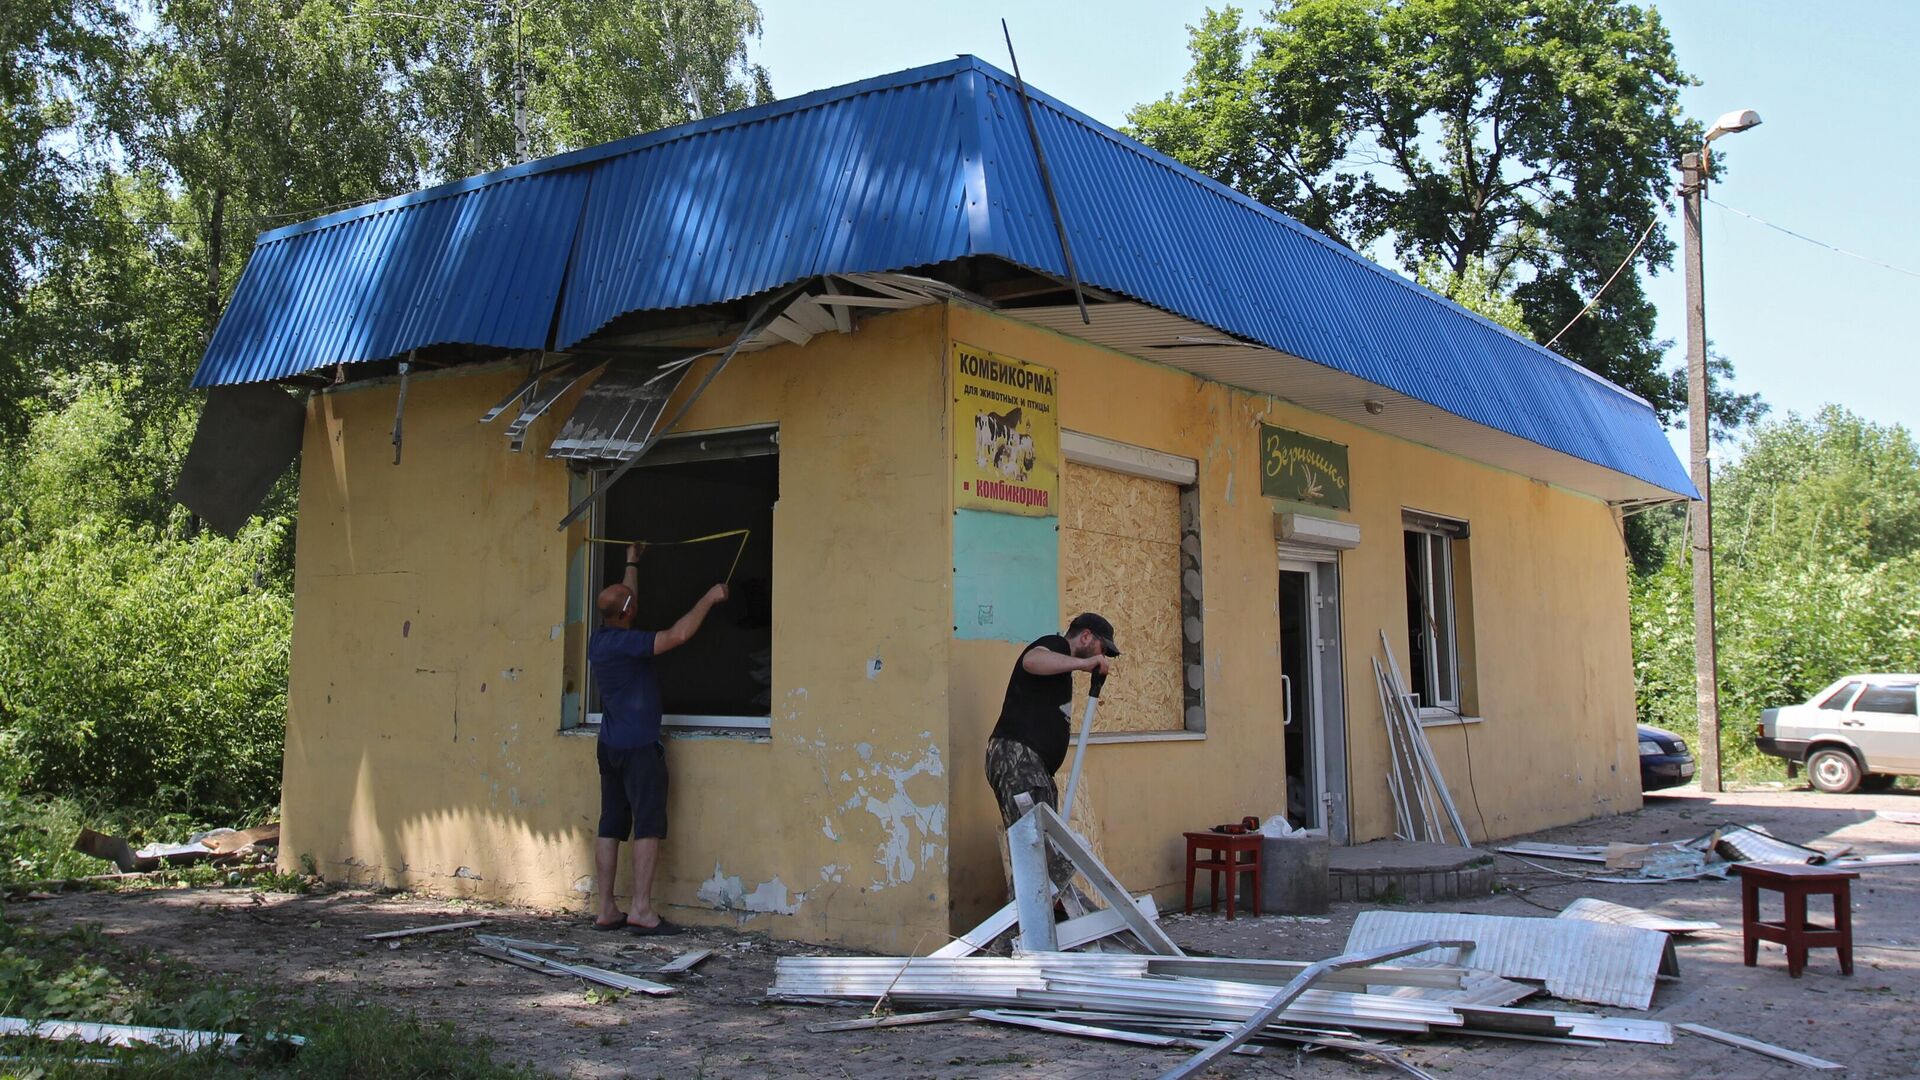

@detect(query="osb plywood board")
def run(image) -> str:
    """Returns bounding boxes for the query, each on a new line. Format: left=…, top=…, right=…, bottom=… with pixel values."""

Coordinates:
left=1063, top=464, right=1182, bottom=733
left=1060, top=461, right=1182, bottom=543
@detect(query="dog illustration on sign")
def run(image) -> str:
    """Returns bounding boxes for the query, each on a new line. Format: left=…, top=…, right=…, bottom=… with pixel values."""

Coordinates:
left=974, top=406, right=1036, bottom=482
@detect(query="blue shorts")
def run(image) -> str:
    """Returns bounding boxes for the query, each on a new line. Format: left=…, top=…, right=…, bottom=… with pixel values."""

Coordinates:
left=597, top=741, right=668, bottom=840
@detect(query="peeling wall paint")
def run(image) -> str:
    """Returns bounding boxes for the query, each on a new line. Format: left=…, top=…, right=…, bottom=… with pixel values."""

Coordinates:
left=844, top=743, right=947, bottom=886
left=697, top=864, right=805, bottom=917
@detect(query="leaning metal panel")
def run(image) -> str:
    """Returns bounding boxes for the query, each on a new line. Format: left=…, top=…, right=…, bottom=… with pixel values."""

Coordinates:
left=547, top=363, right=690, bottom=461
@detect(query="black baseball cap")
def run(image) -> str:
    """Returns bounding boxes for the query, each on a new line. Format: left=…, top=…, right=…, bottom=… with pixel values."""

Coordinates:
left=1067, top=612, right=1121, bottom=657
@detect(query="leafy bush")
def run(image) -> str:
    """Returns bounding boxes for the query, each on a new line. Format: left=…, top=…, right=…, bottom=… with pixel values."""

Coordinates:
left=0, top=384, right=293, bottom=823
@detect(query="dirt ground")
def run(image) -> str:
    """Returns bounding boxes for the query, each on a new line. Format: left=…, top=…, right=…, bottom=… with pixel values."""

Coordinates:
left=16, top=784, right=1920, bottom=1079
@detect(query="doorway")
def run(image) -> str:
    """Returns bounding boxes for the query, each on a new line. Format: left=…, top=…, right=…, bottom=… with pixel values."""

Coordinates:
left=1279, top=551, right=1348, bottom=842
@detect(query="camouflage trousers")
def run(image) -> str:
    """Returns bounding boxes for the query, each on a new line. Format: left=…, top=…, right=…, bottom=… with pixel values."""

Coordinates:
left=984, top=736, right=1076, bottom=889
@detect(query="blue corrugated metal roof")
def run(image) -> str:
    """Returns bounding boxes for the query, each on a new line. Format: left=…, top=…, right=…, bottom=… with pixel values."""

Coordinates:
left=195, top=55, right=1691, bottom=496
left=198, top=170, right=590, bottom=386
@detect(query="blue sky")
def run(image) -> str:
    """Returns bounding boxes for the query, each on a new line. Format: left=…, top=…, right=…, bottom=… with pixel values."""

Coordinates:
left=752, top=1, right=1920, bottom=465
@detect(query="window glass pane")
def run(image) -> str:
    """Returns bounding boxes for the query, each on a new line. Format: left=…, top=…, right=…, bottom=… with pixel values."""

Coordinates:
left=1819, top=682, right=1862, bottom=710
left=1403, top=531, right=1433, bottom=705
left=1853, top=686, right=1917, bottom=715
left=1428, top=535, right=1457, bottom=706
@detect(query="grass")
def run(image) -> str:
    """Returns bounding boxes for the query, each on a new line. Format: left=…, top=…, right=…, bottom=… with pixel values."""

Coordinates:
left=0, top=913, right=534, bottom=1077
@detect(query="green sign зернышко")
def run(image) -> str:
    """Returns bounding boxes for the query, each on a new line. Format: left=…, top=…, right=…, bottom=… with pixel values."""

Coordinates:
left=1259, top=424, right=1350, bottom=511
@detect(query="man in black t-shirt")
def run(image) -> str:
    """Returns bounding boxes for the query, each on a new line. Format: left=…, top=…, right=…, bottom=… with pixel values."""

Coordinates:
left=985, top=612, right=1120, bottom=887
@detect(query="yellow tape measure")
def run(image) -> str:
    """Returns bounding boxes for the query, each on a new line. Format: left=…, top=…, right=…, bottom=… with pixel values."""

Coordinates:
left=587, top=529, right=753, bottom=585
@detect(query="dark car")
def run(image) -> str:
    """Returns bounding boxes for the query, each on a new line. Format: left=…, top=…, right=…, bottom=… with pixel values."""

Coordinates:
left=1639, top=723, right=1696, bottom=791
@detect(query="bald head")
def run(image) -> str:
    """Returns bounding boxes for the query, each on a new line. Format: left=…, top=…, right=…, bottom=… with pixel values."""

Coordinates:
left=597, top=583, right=635, bottom=625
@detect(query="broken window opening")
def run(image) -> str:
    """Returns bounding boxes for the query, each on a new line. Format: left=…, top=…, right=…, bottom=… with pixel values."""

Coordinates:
left=579, top=428, right=777, bottom=732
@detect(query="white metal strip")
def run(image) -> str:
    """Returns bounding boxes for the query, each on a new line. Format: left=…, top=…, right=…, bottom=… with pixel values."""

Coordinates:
left=1061, top=430, right=1197, bottom=484
left=1677, top=1023, right=1844, bottom=1070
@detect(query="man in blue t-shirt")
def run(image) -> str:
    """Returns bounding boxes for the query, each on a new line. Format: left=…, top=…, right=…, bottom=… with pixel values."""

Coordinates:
left=588, top=543, right=728, bottom=934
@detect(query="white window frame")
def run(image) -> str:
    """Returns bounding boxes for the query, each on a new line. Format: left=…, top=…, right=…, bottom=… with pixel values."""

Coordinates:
left=1403, top=512, right=1464, bottom=716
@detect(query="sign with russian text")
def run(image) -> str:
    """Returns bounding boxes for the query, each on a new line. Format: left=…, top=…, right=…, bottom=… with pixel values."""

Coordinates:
left=1260, top=424, right=1351, bottom=511
left=954, top=343, right=1059, bottom=517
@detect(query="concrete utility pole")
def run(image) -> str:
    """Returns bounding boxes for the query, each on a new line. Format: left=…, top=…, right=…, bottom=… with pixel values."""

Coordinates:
left=1680, top=109, right=1761, bottom=794
left=1679, top=149, right=1721, bottom=793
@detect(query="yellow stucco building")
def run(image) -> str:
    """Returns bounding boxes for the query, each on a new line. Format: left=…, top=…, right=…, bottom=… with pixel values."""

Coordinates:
left=184, top=58, right=1693, bottom=952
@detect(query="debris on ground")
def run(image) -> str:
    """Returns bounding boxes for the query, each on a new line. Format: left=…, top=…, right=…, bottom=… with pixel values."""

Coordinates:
left=655, top=948, right=713, bottom=974
left=468, top=933, right=679, bottom=996
left=0, top=1016, right=304, bottom=1053
left=1346, top=910, right=1671, bottom=1010
left=71, top=822, right=280, bottom=874
left=774, top=801, right=1694, bottom=1076
left=1495, top=821, right=1906, bottom=886
left=1555, top=897, right=1720, bottom=935
left=363, top=919, right=487, bottom=941
left=1677, top=1022, right=1845, bottom=1071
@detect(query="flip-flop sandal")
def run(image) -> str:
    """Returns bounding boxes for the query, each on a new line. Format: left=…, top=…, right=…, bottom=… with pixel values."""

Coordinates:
left=626, top=918, right=682, bottom=936
left=591, top=912, right=628, bottom=931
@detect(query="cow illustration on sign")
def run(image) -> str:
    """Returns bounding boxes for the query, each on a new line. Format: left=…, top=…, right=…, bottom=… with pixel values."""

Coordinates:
left=975, top=406, right=1036, bottom=482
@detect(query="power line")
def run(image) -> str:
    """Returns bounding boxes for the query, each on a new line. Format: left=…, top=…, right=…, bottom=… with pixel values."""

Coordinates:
left=1707, top=195, right=1920, bottom=281
left=1544, top=215, right=1659, bottom=349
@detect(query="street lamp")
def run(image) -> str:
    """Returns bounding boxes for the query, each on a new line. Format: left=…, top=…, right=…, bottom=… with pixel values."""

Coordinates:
left=1680, top=107, right=1761, bottom=794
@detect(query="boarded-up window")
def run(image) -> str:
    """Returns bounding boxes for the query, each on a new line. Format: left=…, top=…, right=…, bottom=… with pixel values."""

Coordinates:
left=1061, top=461, right=1187, bottom=733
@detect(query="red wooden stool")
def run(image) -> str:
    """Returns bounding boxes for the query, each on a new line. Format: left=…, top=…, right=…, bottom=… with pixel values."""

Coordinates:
left=1735, top=862, right=1857, bottom=978
left=1184, top=832, right=1262, bottom=920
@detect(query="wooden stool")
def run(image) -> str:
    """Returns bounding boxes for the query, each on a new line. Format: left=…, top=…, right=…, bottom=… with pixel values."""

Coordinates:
left=1735, top=862, right=1857, bottom=978
left=1184, top=832, right=1262, bottom=920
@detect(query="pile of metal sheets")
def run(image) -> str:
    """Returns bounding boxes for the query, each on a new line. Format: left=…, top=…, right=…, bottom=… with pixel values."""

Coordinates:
left=768, top=953, right=1671, bottom=1046
left=776, top=802, right=1678, bottom=1074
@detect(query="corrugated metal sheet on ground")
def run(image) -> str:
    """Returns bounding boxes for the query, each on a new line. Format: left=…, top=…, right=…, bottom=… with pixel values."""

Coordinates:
left=1345, top=910, right=1670, bottom=1010
left=1558, top=898, right=1720, bottom=935
left=1715, top=826, right=1831, bottom=865
left=196, top=57, right=1688, bottom=497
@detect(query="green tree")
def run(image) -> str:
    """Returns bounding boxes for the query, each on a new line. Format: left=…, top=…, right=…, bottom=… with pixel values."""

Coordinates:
left=1714, top=406, right=1920, bottom=570
left=1129, top=0, right=1702, bottom=420
left=1631, top=408, right=1920, bottom=775
left=0, top=0, right=128, bottom=436
left=375, top=0, right=773, bottom=178
left=1413, top=256, right=1527, bottom=333
left=0, top=0, right=782, bottom=830
left=112, top=0, right=424, bottom=344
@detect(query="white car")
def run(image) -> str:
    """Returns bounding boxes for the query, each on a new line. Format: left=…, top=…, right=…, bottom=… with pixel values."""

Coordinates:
left=1756, top=674, right=1920, bottom=793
